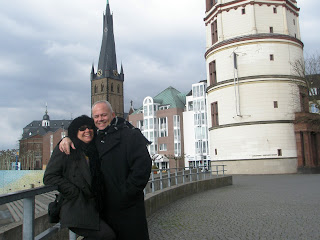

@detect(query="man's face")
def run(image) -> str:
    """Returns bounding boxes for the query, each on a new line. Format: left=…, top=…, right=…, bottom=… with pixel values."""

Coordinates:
left=92, top=102, right=115, bottom=130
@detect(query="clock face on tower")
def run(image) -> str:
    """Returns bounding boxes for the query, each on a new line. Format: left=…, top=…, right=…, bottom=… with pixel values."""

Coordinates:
left=113, top=70, right=118, bottom=76
left=97, top=69, right=102, bottom=76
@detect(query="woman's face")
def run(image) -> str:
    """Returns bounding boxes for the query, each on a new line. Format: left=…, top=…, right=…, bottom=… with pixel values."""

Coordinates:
left=77, top=125, right=94, bottom=144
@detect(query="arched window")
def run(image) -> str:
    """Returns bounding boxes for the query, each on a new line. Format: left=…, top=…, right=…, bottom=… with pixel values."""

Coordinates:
left=111, top=83, right=114, bottom=92
left=101, top=83, right=104, bottom=92
left=94, top=85, right=97, bottom=94
left=117, top=84, right=120, bottom=93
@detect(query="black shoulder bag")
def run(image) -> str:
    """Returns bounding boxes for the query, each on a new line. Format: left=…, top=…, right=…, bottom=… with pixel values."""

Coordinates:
left=48, top=194, right=64, bottom=223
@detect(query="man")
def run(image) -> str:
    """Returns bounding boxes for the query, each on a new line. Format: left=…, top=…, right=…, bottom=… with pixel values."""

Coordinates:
left=59, top=100, right=151, bottom=240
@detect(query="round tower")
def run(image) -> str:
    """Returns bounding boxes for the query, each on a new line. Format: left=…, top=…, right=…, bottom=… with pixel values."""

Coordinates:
left=204, top=0, right=304, bottom=174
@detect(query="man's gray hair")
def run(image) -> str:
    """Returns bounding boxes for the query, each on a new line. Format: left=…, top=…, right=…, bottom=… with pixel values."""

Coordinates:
left=92, top=100, right=113, bottom=113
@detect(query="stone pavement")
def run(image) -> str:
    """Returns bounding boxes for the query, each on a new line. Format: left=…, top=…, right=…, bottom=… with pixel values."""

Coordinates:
left=147, top=174, right=320, bottom=240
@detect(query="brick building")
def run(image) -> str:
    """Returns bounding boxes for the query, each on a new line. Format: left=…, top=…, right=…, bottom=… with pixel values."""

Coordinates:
left=19, top=108, right=71, bottom=170
left=294, top=75, right=320, bottom=173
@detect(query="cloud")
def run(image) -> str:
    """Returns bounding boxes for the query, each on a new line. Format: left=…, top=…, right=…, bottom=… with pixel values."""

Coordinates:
left=0, top=0, right=319, bottom=150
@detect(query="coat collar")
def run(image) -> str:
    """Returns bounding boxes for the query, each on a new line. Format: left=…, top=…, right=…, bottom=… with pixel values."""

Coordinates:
left=96, top=130, right=121, bottom=158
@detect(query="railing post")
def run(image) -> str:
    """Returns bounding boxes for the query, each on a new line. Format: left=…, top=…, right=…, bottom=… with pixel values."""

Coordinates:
left=168, top=170, right=171, bottom=187
left=189, top=168, right=192, bottom=182
left=160, top=170, right=163, bottom=190
left=175, top=168, right=178, bottom=186
left=69, top=230, right=77, bottom=240
left=151, top=171, right=155, bottom=193
left=196, top=167, right=199, bottom=181
left=216, top=165, right=219, bottom=176
left=182, top=168, right=185, bottom=184
left=223, top=165, right=225, bottom=176
left=23, top=197, right=35, bottom=240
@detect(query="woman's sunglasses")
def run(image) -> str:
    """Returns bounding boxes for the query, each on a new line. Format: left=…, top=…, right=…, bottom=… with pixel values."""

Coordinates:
left=78, top=125, right=94, bottom=131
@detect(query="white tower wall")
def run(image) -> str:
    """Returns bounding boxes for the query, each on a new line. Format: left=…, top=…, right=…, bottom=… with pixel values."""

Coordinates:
left=204, top=0, right=303, bottom=174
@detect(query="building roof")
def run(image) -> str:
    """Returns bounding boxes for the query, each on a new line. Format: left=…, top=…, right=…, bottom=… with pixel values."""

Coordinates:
left=153, top=86, right=186, bottom=109
left=131, top=86, right=187, bottom=115
left=21, top=120, right=72, bottom=140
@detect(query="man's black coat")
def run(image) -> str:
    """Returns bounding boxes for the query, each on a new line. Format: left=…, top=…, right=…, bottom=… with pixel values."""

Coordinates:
left=96, top=117, right=152, bottom=240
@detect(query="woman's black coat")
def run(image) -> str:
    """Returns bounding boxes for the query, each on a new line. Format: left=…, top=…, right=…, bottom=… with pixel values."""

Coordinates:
left=43, top=146, right=100, bottom=230
left=96, top=117, right=152, bottom=240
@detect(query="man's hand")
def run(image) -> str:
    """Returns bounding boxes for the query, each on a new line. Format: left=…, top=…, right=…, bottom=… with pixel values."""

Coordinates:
left=59, top=137, right=75, bottom=155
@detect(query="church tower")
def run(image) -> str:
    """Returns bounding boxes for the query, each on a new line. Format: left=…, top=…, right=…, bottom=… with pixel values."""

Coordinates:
left=42, top=104, right=50, bottom=128
left=91, top=1, right=124, bottom=117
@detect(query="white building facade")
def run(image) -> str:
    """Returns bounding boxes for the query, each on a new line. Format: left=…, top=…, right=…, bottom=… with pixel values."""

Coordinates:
left=204, top=0, right=305, bottom=174
left=183, top=81, right=211, bottom=169
left=128, top=87, right=186, bottom=170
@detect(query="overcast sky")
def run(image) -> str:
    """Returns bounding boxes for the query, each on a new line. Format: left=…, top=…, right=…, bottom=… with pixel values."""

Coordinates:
left=0, top=0, right=319, bottom=151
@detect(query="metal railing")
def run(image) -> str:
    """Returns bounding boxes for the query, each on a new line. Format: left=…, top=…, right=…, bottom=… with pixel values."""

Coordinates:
left=0, top=165, right=226, bottom=240
left=144, top=165, right=226, bottom=195
left=0, top=185, right=76, bottom=240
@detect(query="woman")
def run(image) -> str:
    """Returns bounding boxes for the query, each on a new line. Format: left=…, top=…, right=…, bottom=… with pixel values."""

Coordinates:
left=43, top=115, right=115, bottom=240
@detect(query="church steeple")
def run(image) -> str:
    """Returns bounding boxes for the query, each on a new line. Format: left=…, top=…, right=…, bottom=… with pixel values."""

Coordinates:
left=91, top=0, right=124, bottom=118
left=96, top=0, right=121, bottom=79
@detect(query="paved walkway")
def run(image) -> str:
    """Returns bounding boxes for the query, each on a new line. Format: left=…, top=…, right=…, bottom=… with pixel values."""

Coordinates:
left=147, top=174, right=320, bottom=240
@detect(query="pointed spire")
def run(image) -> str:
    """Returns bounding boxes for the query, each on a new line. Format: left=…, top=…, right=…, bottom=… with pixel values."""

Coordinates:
left=97, top=0, right=117, bottom=78
left=128, top=100, right=135, bottom=116
left=120, top=63, right=124, bottom=74
left=91, top=63, right=95, bottom=74
left=45, top=103, right=48, bottom=115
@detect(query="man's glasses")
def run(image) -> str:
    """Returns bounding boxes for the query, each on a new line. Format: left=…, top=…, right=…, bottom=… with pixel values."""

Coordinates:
left=78, top=125, right=94, bottom=131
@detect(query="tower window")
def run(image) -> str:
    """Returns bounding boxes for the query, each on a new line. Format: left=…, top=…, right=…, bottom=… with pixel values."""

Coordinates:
left=274, top=101, right=278, bottom=108
left=270, top=54, right=274, bottom=61
left=242, top=8, right=246, bottom=15
left=111, top=83, right=114, bottom=92
left=269, top=27, right=273, bottom=33
left=277, top=149, right=282, bottom=156
left=94, top=85, right=97, bottom=94
left=101, top=84, right=104, bottom=92
left=273, top=7, right=277, bottom=14
left=211, top=101, right=219, bottom=127
left=293, top=19, right=295, bottom=25
left=117, top=84, right=120, bottom=93
left=209, top=60, right=217, bottom=86
left=211, top=20, right=218, bottom=44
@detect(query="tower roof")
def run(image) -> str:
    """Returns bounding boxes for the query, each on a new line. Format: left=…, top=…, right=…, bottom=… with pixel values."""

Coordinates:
left=97, top=1, right=118, bottom=77
left=42, top=107, right=50, bottom=121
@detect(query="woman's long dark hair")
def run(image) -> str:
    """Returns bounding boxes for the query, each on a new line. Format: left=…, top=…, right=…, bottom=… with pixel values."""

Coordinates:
left=67, top=115, right=105, bottom=212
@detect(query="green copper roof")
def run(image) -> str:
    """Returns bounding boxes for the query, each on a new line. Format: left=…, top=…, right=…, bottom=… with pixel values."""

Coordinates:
left=153, top=86, right=186, bottom=109
left=131, top=86, right=186, bottom=115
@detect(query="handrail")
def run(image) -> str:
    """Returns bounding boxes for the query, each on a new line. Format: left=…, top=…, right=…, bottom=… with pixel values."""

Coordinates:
left=0, top=185, right=57, bottom=205
left=0, top=165, right=226, bottom=240
left=145, top=165, right=226, bottom=195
